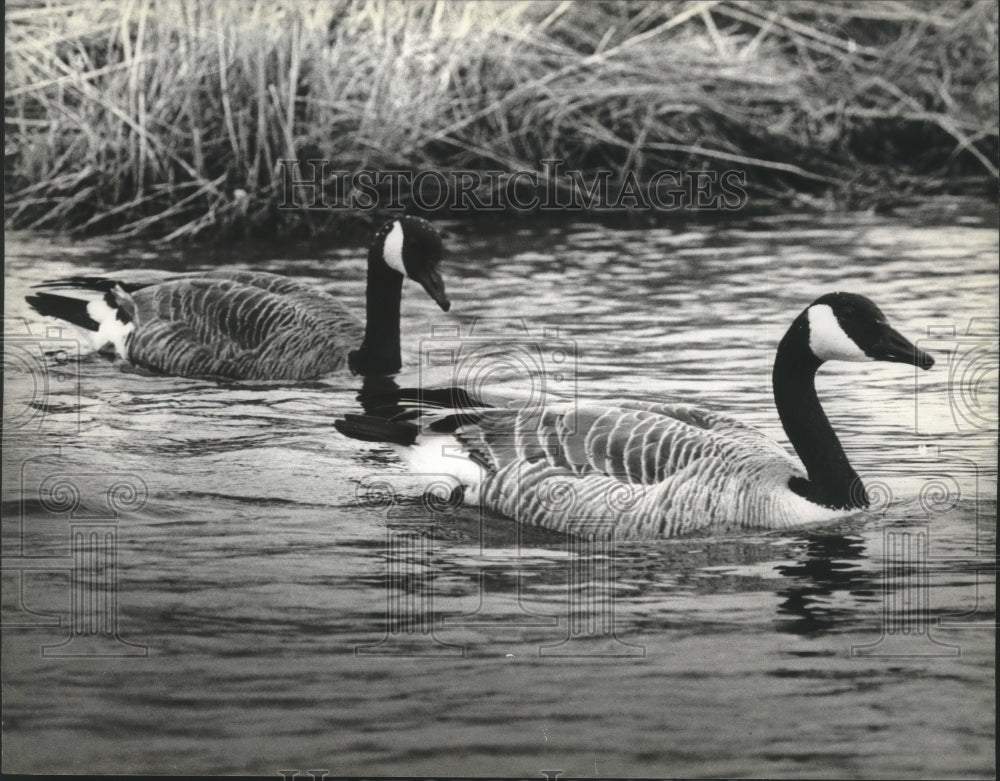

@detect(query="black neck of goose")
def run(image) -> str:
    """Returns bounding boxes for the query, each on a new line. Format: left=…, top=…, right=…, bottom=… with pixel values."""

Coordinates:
left=772, top=313, right=867, bottom=510
left=351, top=253, right=403, bottom=376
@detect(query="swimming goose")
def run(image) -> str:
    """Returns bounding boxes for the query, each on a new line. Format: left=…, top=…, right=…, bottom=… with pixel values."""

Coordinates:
left=24, top=216, right=449, bottom=380
left=334, top=293, right=934, bottom=539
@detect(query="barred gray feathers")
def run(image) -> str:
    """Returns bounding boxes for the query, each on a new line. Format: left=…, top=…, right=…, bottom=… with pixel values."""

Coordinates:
left=444, top=401, right=813, bottom=539
left=112, top=273, right=364, bottom=379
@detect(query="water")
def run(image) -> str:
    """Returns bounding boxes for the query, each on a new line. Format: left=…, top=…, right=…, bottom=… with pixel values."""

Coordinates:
left=3, top=203, right=996, bottom=777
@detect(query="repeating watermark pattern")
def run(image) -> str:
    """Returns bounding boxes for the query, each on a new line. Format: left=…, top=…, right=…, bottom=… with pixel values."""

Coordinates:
left=851, top=524, right=961, bottom=658
left=917, top=450, right=993, bottom=560
left=353, top=475, right=465, bottom=657
left=3, top=318, right=82, bottom=436
left=352, top=318, right=644, bottom=654
left=354, top=468, right=647, bottom=656
left=851, top=453, right=994, bottom=657
left=489, top=463, right=646, bottom=657
left=3, top=456, right=148, bottom=657
left=915, top=318, right=999, bottom=435
left=881, top=315, right=998, bottom=651
left=420, top=320, right=574, bottom=632
left=938, top=564, right=999, bottom=631
left=537, top=519, right=645, bottom=658
left=930, top=452, right=998, bottom=632
left=418, top=318, right=579, bottom=411
left=418, top=320, right=639, bottom=655
left=278, top=158, right=748, bottom=212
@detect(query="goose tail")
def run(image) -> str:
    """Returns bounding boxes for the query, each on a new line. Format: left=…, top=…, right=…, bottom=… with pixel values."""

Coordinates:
left=25, top=291, right=100, bottom=331
left=25, top=286, right=136, bottom=357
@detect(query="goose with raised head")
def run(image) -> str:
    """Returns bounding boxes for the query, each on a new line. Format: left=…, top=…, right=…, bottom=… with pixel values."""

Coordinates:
left=24, top=216, right=449, bottom=380
left=334, top=293, right=933, bottom=539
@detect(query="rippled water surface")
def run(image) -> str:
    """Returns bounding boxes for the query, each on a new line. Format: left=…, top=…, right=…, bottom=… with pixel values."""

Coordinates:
left=3, top=203, right=997, bottom=777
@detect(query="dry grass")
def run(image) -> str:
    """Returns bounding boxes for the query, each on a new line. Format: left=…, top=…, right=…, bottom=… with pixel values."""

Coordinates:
left=5, top=0, right=998, bottom=239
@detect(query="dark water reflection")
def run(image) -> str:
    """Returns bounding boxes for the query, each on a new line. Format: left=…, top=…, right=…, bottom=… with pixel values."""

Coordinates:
left=3, top=202, right=996, bottom=777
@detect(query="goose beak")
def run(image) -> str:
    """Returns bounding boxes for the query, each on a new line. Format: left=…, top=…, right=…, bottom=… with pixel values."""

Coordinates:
left=411, top=267, right=450, bottom=312
left=867, top=324, right=934, bottom=370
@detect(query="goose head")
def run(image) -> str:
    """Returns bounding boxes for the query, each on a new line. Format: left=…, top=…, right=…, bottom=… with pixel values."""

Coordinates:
left=372, top=216, right=450, bottom=311
left=805, top=292, right=934, bottom=369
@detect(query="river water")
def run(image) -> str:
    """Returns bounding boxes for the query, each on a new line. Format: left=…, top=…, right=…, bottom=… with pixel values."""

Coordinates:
left=2, top=202, right=996, bottom=777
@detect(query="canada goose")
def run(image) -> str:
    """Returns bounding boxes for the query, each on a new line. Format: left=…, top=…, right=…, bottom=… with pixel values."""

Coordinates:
left=334, top=293, right=933, bottom=539
left=24, top=216, right=449, bottom=380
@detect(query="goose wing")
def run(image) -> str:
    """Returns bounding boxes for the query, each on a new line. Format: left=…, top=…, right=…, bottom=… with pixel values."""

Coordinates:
left=446, top=400, right=793, bottom=480
left=126, top=277, right=362, bottom=379
left=439, top=400, right=803, bottom=537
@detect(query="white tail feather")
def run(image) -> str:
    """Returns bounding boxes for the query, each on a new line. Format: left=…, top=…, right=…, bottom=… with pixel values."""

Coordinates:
left=393, top=434, right=484, bottom=502
left=87, top=296, right=134, bottom=357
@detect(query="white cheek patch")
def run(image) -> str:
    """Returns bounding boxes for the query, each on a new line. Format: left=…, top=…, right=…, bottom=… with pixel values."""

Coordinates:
left=382, top=220, right=406, bottom=275
left=807, top=304, right=872, bottom=362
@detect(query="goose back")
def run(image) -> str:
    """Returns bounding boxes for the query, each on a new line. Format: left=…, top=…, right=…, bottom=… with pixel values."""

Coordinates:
left=125, top=273, right=363, bottom=379
left=436, top=400, right=836, bottom=538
